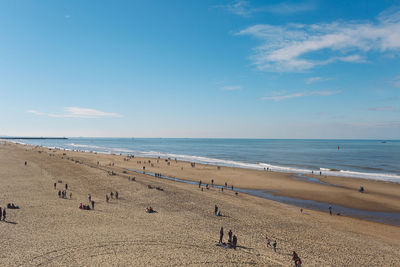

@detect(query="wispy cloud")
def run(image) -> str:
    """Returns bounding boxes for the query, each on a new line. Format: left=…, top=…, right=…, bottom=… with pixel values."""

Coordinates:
left=393, top=75, right=400, bottom=87
left=236, top=7, right=400, bottom=71
left=367, top=106, right=397, bottom=111
left=261, top=90, right=339, bottom=101
left=65, top=15, right=71, bottom=19
left=27, top=110, right=45, bottom=115
left=261, top=2, right=316, bottom=15
left=220, top=85, right=242, bottom=91
left=225, top=0, right=252, bottom=17
left=28, top=107, right=122, bottom=118
left=305, top=77, right=332, bottom=84
left=219, top=0, right=315, bottom=17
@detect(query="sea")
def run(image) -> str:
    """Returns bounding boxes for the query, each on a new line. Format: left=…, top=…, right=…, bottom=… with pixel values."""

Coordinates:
left=10, top=138, right=400, bottom=183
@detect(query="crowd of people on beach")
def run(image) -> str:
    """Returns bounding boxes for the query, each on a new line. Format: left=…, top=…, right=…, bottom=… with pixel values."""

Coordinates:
left=45, top=154, right=305, bottom=265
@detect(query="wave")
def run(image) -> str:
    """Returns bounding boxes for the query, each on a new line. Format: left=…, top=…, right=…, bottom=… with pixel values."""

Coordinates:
left=131, top=150, right=400, bottom=183
left=67, top=143, right=106, bottom=150
left=11, top=140, right=400, bottom=183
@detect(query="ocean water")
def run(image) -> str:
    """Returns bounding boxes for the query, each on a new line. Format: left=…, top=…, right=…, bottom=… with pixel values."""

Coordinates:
left=11, top=138, right=400, bottom=183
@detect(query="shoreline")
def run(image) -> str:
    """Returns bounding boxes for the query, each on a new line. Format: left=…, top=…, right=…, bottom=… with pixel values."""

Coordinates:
left=4, top=139, right=400, bottom=183
left=9, top=141, right=400, bottom=218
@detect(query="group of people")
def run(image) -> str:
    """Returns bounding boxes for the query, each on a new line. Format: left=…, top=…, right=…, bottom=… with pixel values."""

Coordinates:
left=58, top=190, right=71, bottom=199
left=78, top=203, right=91, bottom=210
left=55, top=182, right=72, bottom=199
left=219, top=227, right=237, bottom=249
left=265, top=235, right=277, bottom=252
left=105, top=191, right=119, bottom=203
left=7, top=203, right=19, bottom=209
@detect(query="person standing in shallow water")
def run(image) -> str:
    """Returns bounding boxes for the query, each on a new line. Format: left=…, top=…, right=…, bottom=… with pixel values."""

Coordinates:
left=219, top=227, right=224, bottom=243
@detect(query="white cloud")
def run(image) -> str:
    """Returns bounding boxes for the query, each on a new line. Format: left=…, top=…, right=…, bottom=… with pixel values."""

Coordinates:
left=27, top=107, right=122, bottom=118
left=236, top=7, right=400, bottom=71
left=261, top=90, right=339, bottom=101
left=27, top=110, right=44, bottom=115
left=305, top=77, right=332, bottom=84
left=225, top=0, right=252, bottom=17
left=367, top=107, right=396, bottom=111
left=220, top=0, right=315, bottom=17
left=261, top=2, right=316, bottom=15
left=220, top=85, right=242, bottom=91
left=65, top=15, right=71, bottom=19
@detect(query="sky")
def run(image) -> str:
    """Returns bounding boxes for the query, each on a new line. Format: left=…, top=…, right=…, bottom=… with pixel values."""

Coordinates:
left=0, top=0, right=400, bottom=139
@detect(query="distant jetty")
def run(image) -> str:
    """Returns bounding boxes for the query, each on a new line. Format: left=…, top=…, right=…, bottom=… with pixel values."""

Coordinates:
left=0, top=137, right=68, bottom=140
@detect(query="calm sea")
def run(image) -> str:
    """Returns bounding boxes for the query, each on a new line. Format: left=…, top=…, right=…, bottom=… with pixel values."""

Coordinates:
left=12, top=138, right=400, bottom=183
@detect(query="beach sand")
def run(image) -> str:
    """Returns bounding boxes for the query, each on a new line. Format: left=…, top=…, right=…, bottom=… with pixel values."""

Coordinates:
left=1, top=142, right=399, bottom=266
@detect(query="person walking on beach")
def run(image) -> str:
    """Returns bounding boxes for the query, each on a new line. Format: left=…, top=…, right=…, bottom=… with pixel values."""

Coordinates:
left=110, top=192, right=114, bottom=199
left=116, top=191, right=119, bottom=199
left=292, top=251, right=302, bottom=267
left=88, top=194, right=91, bottom=203
left=266, top=235, right=271, bottom=247
left=58, top=190, right=61, bottom=198
left=2, top=208, right=6, bottom=221
left=219, top=227, right=224, bottom=243
left=65, top=183, right=68, bottom=190
left=214, top=205, right=218, bottom=215
left=106, top=195, right=109, bottom=203
left=273, top=240, right=277, bottom=252
left=91, top=200, right=95, bottom=209
left=25, top=161, right=27, bottom=166
left=232, top=235, right=237, bottom=250
left=54, top=182, right=56, bottom=189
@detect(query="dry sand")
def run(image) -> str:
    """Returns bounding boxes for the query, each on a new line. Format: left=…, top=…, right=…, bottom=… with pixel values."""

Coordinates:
left=0, top=142, right=399, bottom=266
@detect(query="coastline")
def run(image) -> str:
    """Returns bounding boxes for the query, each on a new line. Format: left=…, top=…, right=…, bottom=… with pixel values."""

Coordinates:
left=1, top=141, right=399, bottom=266
left=7, top=138, right=400, bottom=183
left=11, top=141, right=400, bottom=216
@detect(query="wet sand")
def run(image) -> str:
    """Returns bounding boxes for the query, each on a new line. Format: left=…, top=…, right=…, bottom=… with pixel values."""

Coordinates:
left=1, top=142, right=399, bottom=266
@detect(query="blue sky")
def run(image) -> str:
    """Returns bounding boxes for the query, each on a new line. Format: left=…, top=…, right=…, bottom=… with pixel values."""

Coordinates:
left=0, top=0, right=399, bottom=139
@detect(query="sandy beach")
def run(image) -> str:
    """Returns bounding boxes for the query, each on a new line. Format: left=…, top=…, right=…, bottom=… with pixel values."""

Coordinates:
left=1, top=141, right=399, bottom=266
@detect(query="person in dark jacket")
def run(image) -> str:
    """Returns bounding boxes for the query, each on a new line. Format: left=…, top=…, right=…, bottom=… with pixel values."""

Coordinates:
left=232, top=235, right=237, bottom=250
left=219, top=227, right=224, bottom=243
